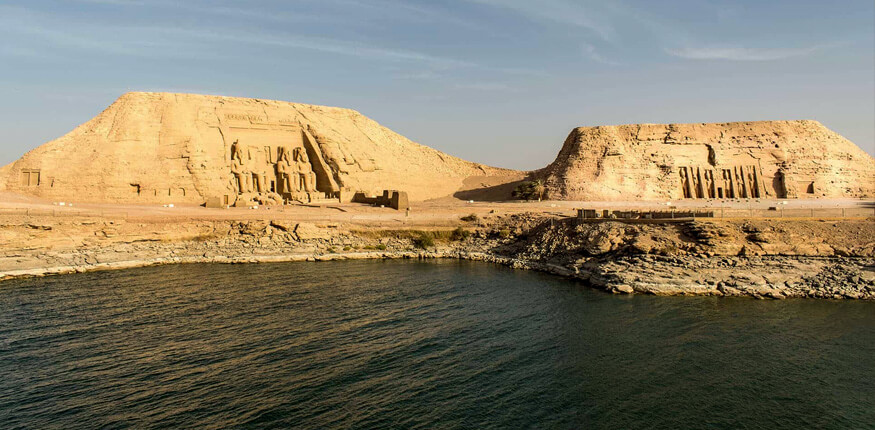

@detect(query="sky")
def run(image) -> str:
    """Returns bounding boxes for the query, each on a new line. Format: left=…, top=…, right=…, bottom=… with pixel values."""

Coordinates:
left=0, top=0, right=873, bottom=170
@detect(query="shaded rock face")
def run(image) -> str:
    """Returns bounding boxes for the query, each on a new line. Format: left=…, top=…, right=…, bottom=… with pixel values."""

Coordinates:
left=3, top=92, right=512, bottom=204
left=539, top=121, right=875, bottom=201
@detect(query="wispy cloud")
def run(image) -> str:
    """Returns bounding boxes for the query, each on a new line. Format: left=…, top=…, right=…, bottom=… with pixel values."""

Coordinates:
left=0, top=44, right=46, bottom=59
left=75, top=0, right=146, bottom=5
left=667, top=45, right=826, bottom=61
left=394, top=71, right=442, bottom=80
left=70, top=0, right=483, bottom=32
left=581, top=43, right=619, bottom=65
left=336, top=0, right=486, bottom=31
left=465, top=0, right=617, bottom=42
left=454, top=82, right=519, bottom=92
left=0, top=5, right=474, bottom=67
left=161, top=27, right=475, bottom=68
left=485, top=67, right=551, bottom=78
left=1, top=4, right=555, bottom=79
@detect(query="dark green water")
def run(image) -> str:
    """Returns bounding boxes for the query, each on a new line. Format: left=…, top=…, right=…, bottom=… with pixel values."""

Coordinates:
left=0, top=260, right=873, bottom=429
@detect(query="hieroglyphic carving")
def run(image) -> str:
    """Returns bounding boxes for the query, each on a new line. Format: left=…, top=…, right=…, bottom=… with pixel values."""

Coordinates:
left=225, top=113, right=265, bottom=122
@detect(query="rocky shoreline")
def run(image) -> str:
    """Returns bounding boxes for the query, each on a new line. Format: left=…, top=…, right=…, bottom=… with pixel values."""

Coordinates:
left=1, top=214, right=873, bottom=299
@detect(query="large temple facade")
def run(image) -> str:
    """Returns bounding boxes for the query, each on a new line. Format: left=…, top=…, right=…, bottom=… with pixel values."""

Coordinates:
left=1, top=92, right=503, bottom=205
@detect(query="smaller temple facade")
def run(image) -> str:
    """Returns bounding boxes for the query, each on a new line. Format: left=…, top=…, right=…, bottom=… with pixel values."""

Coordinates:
left=678, top=164, right=766, bottom=199
left=538, top=121, right=875, bottom=201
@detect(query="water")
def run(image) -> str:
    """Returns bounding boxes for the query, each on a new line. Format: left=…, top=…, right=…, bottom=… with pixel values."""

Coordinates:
left=0, top=260, right=873, bottom=429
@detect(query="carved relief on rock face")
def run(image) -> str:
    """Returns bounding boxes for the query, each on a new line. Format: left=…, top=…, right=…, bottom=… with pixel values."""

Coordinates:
left=319, top=140, right=353, bottom=173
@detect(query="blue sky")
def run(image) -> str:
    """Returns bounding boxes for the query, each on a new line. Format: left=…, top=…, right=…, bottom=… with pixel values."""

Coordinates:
left=1, top=0, right=873, bottom=169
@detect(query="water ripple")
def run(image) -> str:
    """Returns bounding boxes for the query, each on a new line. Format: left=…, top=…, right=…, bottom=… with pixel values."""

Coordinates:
left=1, top=260, right=873, bottom=429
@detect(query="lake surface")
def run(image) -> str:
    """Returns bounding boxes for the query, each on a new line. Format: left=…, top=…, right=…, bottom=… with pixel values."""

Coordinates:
left=1, top=260, right=873, bottom=429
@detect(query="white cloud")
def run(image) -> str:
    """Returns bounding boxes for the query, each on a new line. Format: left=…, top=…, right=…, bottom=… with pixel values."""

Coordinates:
left=162, top=28, right=475, bottom=68
left=667, top=45, right=824, bottom=61
left=394, top=71, right=442, bottom=80
left=74, top=0, right=146, bottom=5
left=465, top=0, right=617, bottom=42
left=581, top=43, right=619, bottom=65
left=453, top=82, right=519, bottom=92
left=0, top=5, right=473, bottom=67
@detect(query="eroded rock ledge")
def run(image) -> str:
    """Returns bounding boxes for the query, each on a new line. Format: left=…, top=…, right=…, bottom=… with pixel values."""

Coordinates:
left=1, top=214, right=873, bottom=299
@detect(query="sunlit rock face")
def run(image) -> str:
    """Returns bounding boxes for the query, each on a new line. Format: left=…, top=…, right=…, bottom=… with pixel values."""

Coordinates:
left=5, top=94, right=871, bottom=205
left=2, top=92, right=513, bottom=205
left=538, top=121, right=875, bottom=201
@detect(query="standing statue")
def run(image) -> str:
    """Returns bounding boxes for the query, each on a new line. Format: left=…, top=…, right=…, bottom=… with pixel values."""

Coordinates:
left=678, top=167, right=690, bottom=198
left=294, top=147, right=317, bottom=193
left=230, top=140, right=252, bottom=194
left=250, top=145, right=269, bottom=194
left=276, top=146, right=295, bottom=194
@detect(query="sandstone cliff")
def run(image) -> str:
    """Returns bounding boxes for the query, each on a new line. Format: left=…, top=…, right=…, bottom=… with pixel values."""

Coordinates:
left=1, top=213, right=872, bottom=299
left=538, top=121, right=874, bottom=201
left=3, top=92, right=516, bottom=204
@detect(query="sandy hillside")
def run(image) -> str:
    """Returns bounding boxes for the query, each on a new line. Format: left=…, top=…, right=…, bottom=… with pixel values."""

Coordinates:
left=3, top=92, right=521, bottom=203
left=538, top=121, right=874, bottom=201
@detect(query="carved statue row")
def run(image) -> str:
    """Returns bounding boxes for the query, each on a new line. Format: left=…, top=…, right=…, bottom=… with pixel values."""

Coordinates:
left=679, top=165, right=764, bottom=199
left=276, top=146, right=317, bottom=195
left=230, top=140, right=317, bottom=198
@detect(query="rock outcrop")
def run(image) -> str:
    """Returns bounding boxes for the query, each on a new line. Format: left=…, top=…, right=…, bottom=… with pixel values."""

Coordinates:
left=1, top=213, right=872, bottom=299
left=2, top=92, right=516, bottom=204
left=5, top=98, right=872, bottom=205
left=539, top=120, right=874, bottom=201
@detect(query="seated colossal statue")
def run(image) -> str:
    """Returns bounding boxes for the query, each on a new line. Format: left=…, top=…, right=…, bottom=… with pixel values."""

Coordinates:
left=294, top=147, right=317, bottom=193
left=276, top=146, right=296, bottom=194
left=230, top=140, right=252, bottom=194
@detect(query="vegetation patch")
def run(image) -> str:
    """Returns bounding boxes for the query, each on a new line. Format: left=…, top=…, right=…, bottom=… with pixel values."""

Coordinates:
left=450, top=227, right=471, bottom=241
left=512, top=180, right=546, bottom=201
left=351, top=229, right=454, bottom=241
left=413, top=233, right=436, bottom=249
